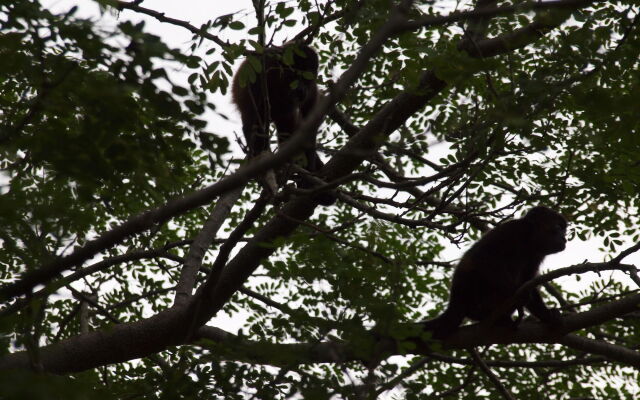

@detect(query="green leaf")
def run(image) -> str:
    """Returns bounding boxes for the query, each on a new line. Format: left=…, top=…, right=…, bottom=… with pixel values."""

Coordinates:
left=229, top=21, right=245, bottom=30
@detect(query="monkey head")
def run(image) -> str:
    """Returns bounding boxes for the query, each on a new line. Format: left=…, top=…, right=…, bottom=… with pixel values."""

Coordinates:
left=524, top=206, right=567, bottom=254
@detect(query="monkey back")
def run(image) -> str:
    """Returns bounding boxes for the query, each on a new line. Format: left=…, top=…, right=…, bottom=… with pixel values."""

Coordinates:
left=231, top=43, right=318, bottom=117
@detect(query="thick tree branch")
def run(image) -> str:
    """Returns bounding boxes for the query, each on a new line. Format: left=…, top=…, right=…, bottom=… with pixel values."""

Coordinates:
left=203, top=290, right=639, bottom=367
left=0, top=308, right=186, bottom=373
left=558, top=334, right=640, bottom=368
left=184, top=193, right=271, bottom=338
left=194, top=326, right=352, bottom=366
left=198, top=327, right=604, bottom=370
left=174, top=186, right=245, bottom=306
left=3, top=284, right=634, bottom=373
left=456, top=0, right=597, bottom=57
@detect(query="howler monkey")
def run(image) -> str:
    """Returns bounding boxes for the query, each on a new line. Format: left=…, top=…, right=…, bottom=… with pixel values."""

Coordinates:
left=423, top=206, right=567, bottom=338
left=231, top=42, right=335, bottom=205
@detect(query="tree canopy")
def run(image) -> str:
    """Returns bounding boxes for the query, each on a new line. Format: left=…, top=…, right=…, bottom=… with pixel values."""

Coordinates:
left=1, top=0, right=640, bottom=398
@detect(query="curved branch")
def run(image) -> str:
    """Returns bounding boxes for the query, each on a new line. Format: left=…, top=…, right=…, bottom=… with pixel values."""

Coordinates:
left=3, top=289, right=637, bottom=373
left=558, top=334, right=640, bottom=368
left=174, top=186, right=245, bottom=306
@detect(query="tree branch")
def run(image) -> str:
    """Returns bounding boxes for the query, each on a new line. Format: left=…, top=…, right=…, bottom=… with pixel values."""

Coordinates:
left=336, top=191, right=454, bottom=229
left=116, top=1, right=229, bottom=48
left=3, top=288, right=637, bottom=372
left=402, top=0, right=595, bottom=35
left=174, top=186, right=245, bottom=306
left=486, top=262, right=640, bottom=325
left=559, top=334, right=640, bottom=368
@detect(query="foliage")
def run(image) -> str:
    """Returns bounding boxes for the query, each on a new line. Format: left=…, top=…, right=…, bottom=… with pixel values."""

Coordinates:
left=1, top=0, right=640, bottom=399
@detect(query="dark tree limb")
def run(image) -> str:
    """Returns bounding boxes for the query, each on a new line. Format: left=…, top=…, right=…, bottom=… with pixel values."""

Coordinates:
left=404, top=0, right=597, bottom=56
left=174, top=185, right=245, bottom=306
left=2, top=287, right=636, bottom=373
left=558, top=334, right=640, bottom=368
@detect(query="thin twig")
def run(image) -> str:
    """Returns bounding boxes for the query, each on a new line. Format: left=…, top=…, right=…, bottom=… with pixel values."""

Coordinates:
left=374, top=357, right=430, bottom=396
